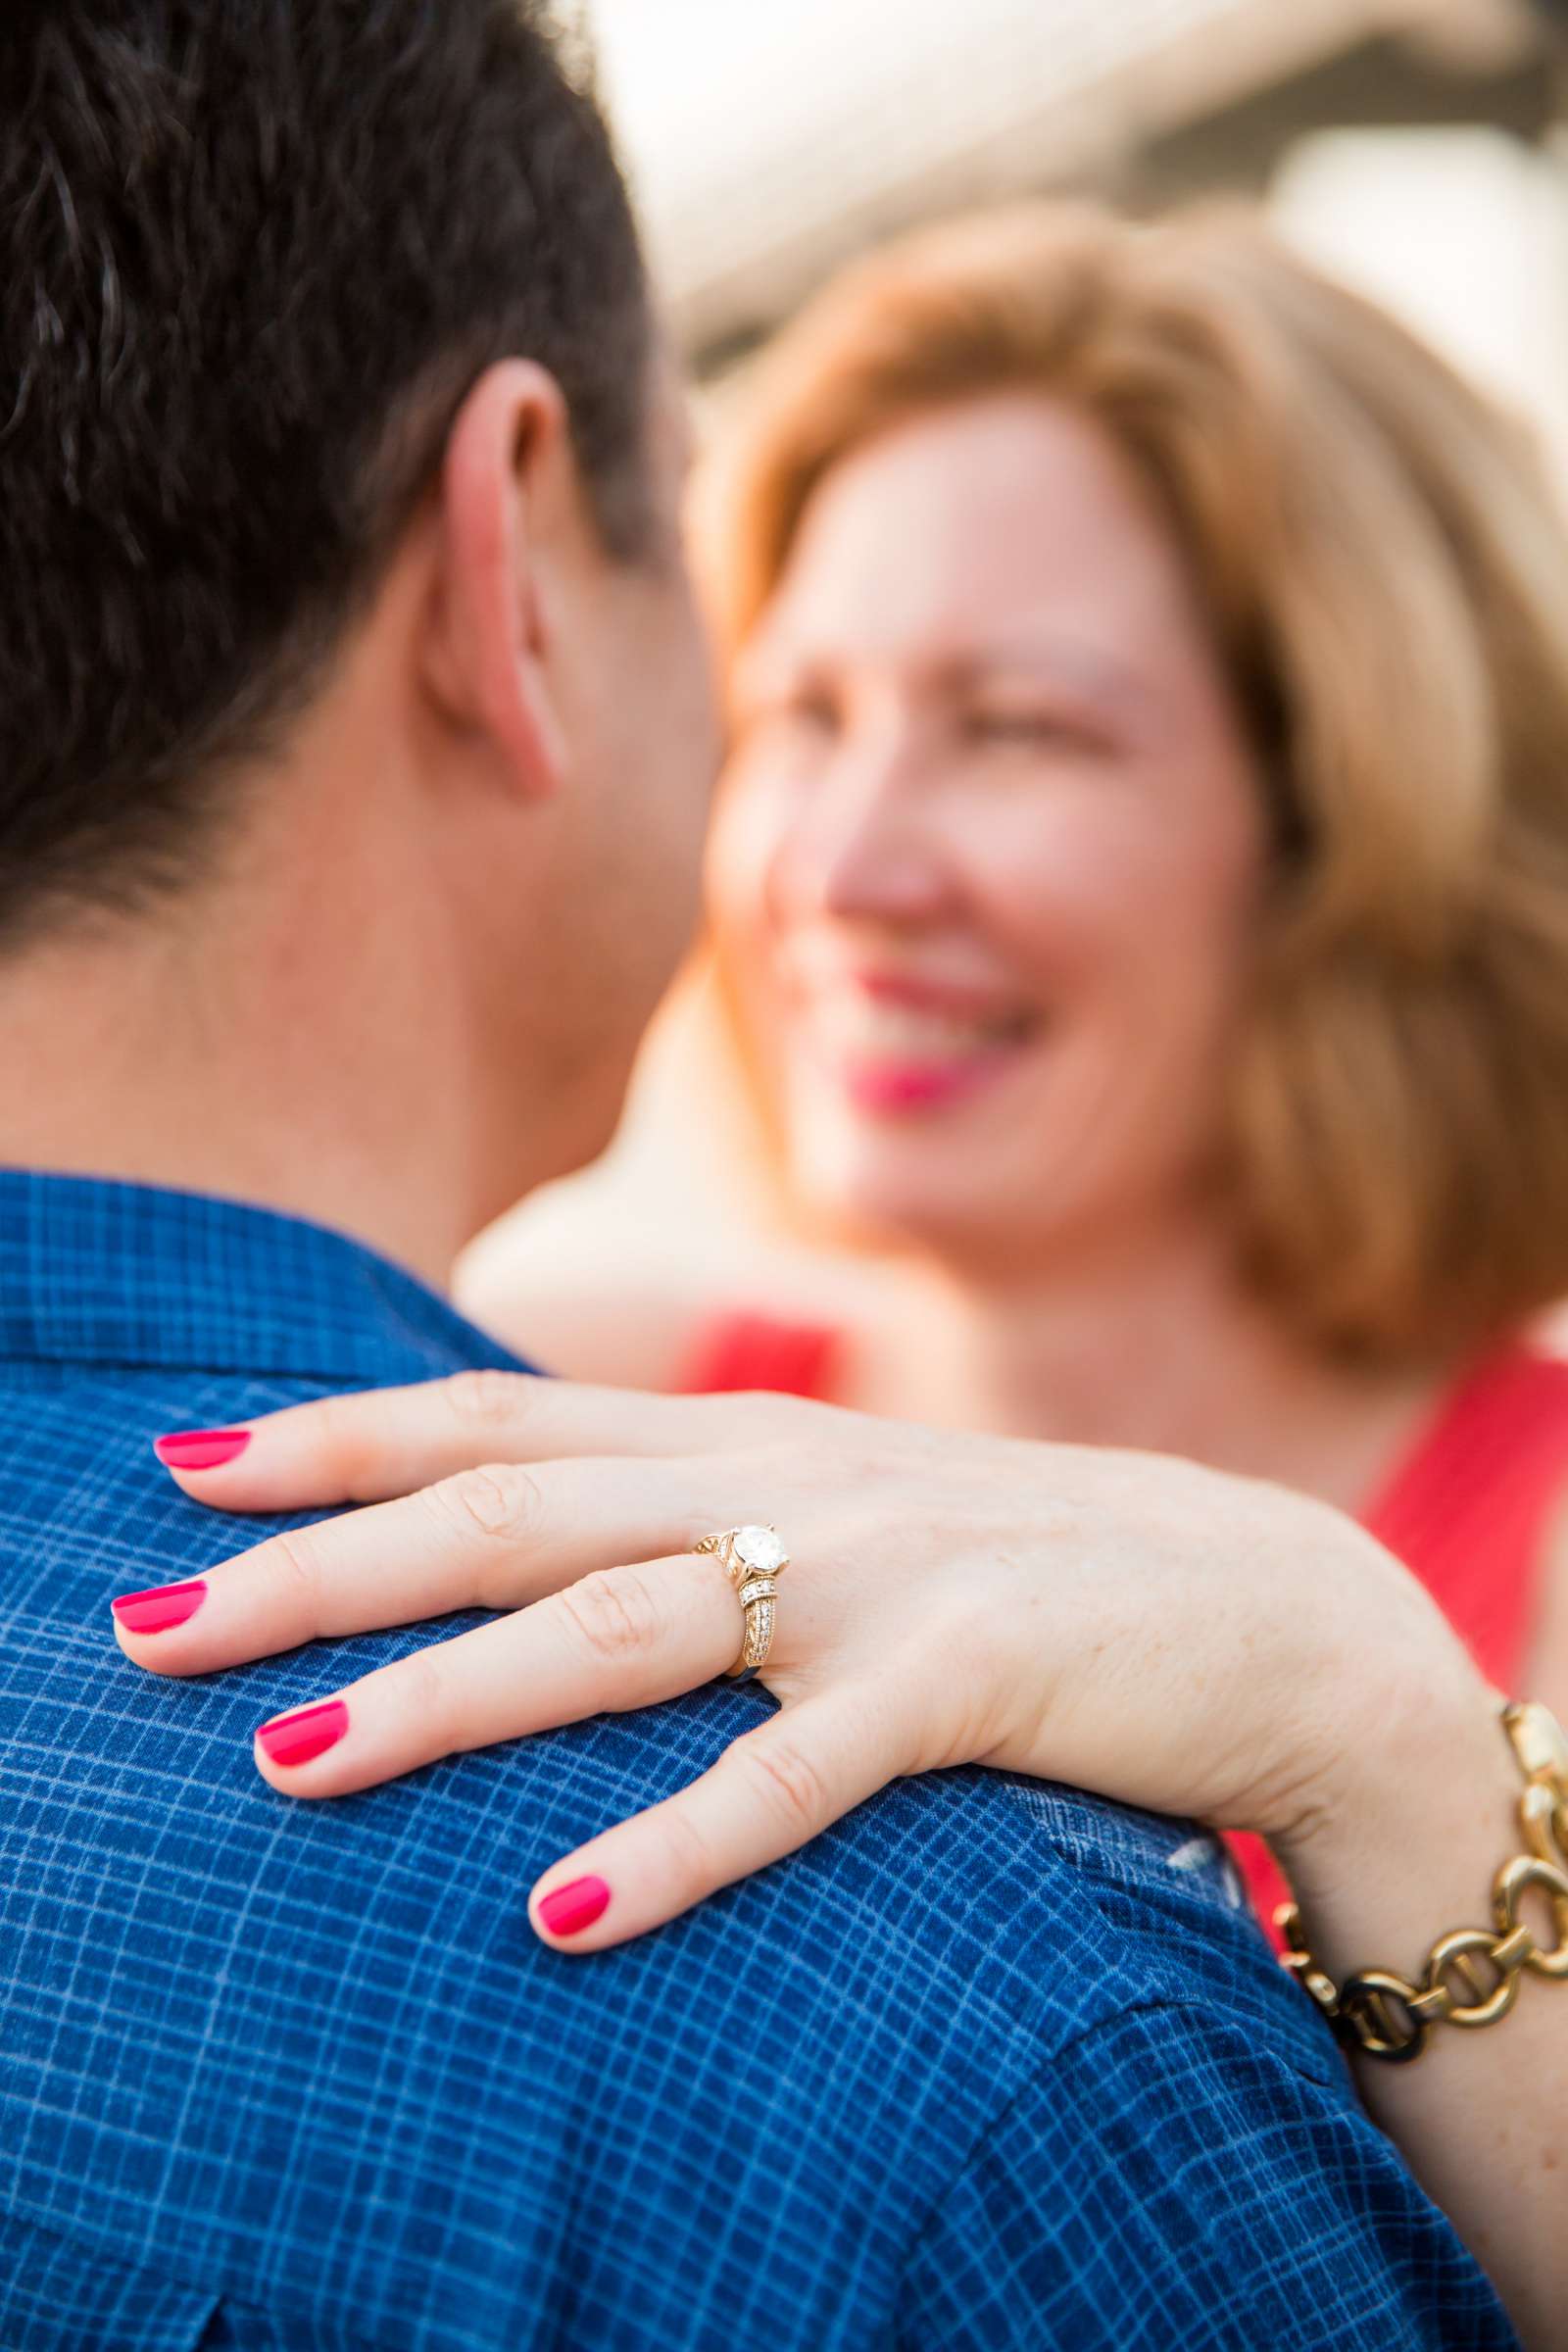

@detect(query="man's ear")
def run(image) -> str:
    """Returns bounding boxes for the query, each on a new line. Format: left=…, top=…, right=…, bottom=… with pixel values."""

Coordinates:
left=423, top=359, right=575, bottom=800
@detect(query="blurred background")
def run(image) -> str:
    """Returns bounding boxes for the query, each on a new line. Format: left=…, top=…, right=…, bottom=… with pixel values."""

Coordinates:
left=464, top=0, right=1568, bottom=1316
left=586, top=0, right=1568, bottom=475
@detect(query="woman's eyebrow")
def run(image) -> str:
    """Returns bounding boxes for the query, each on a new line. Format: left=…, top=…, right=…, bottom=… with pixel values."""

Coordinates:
left=940, top=631, right=1157, bottom=716
left=731, top=630, right=1161, bottom=728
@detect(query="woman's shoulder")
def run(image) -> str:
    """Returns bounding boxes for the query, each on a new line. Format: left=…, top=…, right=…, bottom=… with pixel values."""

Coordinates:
left=673, top=1307, right=845, bottom=1399
left=1363, top=1336, right=1568, bottom=1690
left=1372, top=1339, right=1568, bottom=1487
left=455, top=1262, right=707, bottom=1392
left=1407, top=1340, right=1568, bottom=1466
left=457, top=1229, right=862, bottom=1399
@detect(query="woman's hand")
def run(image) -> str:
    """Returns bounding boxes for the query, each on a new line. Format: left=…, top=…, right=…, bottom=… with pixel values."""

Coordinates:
left=115, top=1371, right=1489, bottom=1951
left=116, top=1372, right=1567, bottom=2350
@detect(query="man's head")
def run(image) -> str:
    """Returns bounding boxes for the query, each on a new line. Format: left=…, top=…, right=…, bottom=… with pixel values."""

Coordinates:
left=0, top=1, right=716, bottom=1214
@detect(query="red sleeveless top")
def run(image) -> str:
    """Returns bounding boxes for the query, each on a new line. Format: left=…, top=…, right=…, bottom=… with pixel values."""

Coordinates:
left=679, top=1316, right=1568, bottom=1932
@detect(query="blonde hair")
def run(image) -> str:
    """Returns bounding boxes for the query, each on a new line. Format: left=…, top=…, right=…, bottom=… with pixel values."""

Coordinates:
left=699, top=200, right=1568, bottom=1364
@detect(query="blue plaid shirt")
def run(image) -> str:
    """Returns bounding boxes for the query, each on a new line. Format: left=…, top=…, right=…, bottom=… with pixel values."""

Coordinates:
left=0, top=1172, right=1516, bottom=2351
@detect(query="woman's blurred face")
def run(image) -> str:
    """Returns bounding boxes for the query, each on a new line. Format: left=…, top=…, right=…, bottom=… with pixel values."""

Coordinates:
left=708, top=395, right=1269, bottom=1269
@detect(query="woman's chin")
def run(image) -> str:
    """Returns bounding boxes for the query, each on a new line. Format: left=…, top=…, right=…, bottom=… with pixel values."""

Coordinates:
left=790, top=1144, right=1026, bottom=1261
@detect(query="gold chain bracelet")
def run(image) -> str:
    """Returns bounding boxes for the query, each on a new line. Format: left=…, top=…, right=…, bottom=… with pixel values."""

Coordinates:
left=1276, top=1699, right=1568, bottom=2064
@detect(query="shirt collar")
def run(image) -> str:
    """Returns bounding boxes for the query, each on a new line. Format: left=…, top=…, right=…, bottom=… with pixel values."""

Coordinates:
left=0, top=1169, right=530, bottom=1383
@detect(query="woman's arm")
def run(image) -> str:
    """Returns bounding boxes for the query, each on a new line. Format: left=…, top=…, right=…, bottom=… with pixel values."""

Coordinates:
left=1278, top=1703, right=1558, bottom=2347
left=119, top=1374, right=1563, bottom=2343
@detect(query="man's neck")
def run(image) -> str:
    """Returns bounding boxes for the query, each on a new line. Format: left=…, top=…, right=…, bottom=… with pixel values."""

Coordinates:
left=0, top=808, right=488, bottom=1292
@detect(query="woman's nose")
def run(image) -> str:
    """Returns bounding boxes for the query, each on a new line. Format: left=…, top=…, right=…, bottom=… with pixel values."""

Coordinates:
left=774, top=735, right=955, bottom=928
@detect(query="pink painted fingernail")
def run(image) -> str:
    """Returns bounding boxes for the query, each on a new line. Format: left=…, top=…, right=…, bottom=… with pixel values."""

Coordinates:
left=257, top=1699, right=349, bottom=1769
left=537, top=1876, right=612, bottom=1938
left=111, top=1579, right=208, bottom=1635
left=154, top=1428, right=252, bottom=1472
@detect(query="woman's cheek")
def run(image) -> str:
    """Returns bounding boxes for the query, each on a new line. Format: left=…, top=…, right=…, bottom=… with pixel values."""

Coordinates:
left=705, top=777, right=804, bottom=1085
left=963, top=808, right=1147, bottom=977
left=719, top=785, right=817, bottom=968
left=706, top=765, right=788, bottom=928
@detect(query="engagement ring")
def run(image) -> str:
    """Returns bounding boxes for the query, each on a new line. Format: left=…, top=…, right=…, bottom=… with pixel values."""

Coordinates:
left=694, top=1524, right=789, bottom=1680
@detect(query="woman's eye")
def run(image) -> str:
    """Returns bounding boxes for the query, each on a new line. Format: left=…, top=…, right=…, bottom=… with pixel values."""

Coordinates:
left=968, top=710, right=1041, bottom=742
left=961, top=709, right=1107, bottom=755
left=790, top=697, right=840, bottom=736
left=747, top=695, right=839, bottom=746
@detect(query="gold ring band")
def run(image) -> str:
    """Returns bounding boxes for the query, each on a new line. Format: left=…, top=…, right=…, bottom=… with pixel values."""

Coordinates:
left=694, top=1524, right=789, bottom=1678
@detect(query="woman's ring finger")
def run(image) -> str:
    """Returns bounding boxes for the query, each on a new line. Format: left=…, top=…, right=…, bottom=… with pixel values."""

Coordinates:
left=694, top=1524, right=790, bottom=1681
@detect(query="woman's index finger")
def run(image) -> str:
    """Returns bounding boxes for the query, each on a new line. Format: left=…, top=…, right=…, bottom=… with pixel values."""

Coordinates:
left=150, top=1367, right=760, bottom=1511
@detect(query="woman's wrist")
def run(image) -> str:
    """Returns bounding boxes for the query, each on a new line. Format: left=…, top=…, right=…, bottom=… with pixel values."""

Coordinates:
left=1268, top=1652, right=1519, bottom=1993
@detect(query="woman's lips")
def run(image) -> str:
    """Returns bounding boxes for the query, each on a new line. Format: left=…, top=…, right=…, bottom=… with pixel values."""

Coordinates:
left=835, top=1054, right=1019, bottom=1112
left=797, top=990, right=1038, bottom=1114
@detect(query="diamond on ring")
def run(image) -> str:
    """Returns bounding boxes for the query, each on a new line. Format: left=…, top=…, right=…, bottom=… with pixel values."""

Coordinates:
left=695, top=1524, right=789, bottom=1677
left=730, top=1525, right=788, bottom=1579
